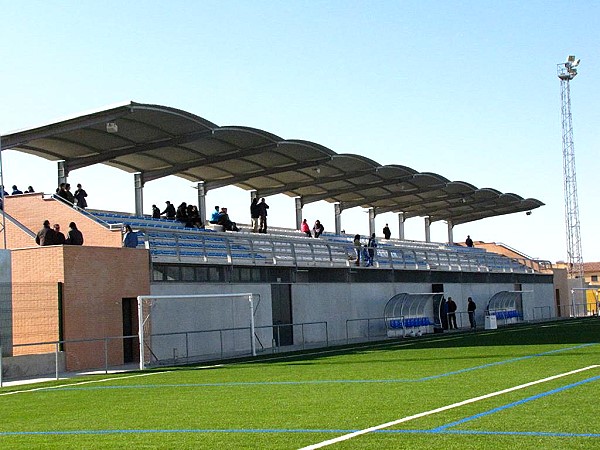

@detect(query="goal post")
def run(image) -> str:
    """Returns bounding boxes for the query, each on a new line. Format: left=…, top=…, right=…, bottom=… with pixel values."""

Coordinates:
left=137, top=293, right=257, bottom=370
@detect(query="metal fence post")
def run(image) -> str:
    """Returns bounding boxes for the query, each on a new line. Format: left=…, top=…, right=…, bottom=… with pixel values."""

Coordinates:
left=104, top=338, right=109, bottom=374
left=55, top=342, right=60, bottom=381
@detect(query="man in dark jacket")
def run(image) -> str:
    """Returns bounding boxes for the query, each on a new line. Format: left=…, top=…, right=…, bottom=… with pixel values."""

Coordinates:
left=447, top=297, right=458, bottom=329
left=53, top=224, right=66, bottom=244
left=161, top=201, right=176, bottom=219
left=257, top=198, right=269, bottom=233
left=65, top=222, right=84, bottom=245
left=35, top=220, right=57, bottom=246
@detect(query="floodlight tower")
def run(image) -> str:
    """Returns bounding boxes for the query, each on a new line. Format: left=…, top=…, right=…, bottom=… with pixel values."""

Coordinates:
left=557, top=55, right=584, bottom=285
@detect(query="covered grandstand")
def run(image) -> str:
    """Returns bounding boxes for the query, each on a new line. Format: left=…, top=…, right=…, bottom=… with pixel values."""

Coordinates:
left=0, top=102, right=566, bottom=376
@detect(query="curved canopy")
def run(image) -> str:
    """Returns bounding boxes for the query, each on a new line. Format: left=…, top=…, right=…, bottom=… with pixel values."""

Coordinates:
left=1, top=101, right=544, bottom=225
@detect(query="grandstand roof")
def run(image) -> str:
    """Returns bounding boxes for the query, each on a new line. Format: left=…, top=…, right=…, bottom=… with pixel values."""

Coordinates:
left=1, top=101, right=543, bottom=224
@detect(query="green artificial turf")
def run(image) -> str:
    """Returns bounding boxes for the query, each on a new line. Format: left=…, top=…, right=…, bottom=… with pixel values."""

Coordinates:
left=1, top=318, right=599, bottom=449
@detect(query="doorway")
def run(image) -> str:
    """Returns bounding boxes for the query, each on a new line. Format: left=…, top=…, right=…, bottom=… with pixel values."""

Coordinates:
left=432, top=283, right=446, bottom=329
left=122, top=298, right=139, bottom=364
left=271, top=284, right=293, bottom=346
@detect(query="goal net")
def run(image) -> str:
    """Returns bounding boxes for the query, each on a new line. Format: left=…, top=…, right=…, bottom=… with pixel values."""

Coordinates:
left=137, top=293, right=258, bottom=369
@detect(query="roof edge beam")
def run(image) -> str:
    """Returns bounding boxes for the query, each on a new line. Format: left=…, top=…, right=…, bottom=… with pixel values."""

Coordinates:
left=1, top=107, right=134, bottom=149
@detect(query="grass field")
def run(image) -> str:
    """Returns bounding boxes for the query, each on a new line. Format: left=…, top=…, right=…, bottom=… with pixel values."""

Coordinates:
left=1, top=318, right=599, bottom=449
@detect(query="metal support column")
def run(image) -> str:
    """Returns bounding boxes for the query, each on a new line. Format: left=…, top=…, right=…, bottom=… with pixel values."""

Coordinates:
left=447, top=219, right=454, bottom=244
left=368, top=208, right=375, bottom=237
left=197, top=181, right=207, bottom=224
left=398, top=212, right=405, bottom=240
left=295, top=197, right=303, bottom=230
left=57, top=160, right=68, bottom=186
left=334, top=203, right=342, bottom=235
left=134, top=173, right=144, bottom=217
left=424, top=217, right=431, bottom=243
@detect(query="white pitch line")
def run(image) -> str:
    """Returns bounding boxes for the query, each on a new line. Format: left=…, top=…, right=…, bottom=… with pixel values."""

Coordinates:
left=299, top=365, right=600, bottom=450
left=0, top=370, right=168, bottom=397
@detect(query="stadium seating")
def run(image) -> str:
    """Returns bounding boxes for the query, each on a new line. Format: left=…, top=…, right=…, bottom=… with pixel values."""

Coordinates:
left=81, top=209, right=538, bottom=273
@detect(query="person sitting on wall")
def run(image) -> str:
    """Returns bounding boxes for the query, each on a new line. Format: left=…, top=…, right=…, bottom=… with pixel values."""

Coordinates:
left=217, top=207, right=239, bottom=232
left=187, top=204, right=203, bottom=228
left=300, top=219, right=312, bottom=237
left=35, top=220, right=57, bottom=246
left=176, top=202, right=191, bottom=227
left=209, top=205, right=220, bottom=224
left=11, top=185, right=23, bottom=195
left=313, top=220, right=324, bottom=238
left=65, top=222, right=84, bottom=245
left=53, top=224, right=66, bottom=245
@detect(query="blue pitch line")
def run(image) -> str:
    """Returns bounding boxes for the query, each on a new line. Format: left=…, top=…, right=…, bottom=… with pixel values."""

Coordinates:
left=1, top=428, right=599, bottom=438
left=47, top=343, right=595, bottom=392
left=432, top=374, right=600, bottom=432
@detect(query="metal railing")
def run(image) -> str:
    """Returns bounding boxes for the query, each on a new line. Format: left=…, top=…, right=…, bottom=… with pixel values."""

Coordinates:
left=345, top=317, right=388, bottom=343
left=137, top=227, right=538, bottom=274
left=1, top=335, right=138, bottom=386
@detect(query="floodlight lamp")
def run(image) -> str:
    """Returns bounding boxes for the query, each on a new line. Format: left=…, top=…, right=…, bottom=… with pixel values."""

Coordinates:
left=572, top=58, right=581, bottom=68
left=106, top=122, right=118, bottom=133
left=567, top=55, right=576, bottom=63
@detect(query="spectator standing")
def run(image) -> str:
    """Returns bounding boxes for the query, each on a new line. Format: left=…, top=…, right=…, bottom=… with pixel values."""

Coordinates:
left=313, top=220, right=324, bottom=238
left=151, top=204, right=161, bottom=219
left=257, top=198, right=269, bottom=233
left=53, top=224, right=66, bottom=244
left=35, top=220, right=57, bottom=246
left=250, top=198, right=260, bottom=232
left=0, top=186, right=7, bottom=196
left=57, top=183, right=75, bottom=204
left=367, top=233, right=377, bottom=267
left=447, top=297, right=457, bottom=329
left=353, top=234, right=362, bottom=266
left=209, top=206, right=220, bottom=224
left=11, top=185, right=23, bottom=195
left=74, top=183, right=88, bottom=209
left=467, top=297, right=477, bottom=329
left=383, top=224, right=391, bottom=240
left=65, top=222, right=84, bottom=245
left=465, top=235, right=474, bottom=248
left=123, top=225, right=139, bottom=248
left=161, top=201, right=176, bottom=219
left=301, top=219, right=312, bottom=237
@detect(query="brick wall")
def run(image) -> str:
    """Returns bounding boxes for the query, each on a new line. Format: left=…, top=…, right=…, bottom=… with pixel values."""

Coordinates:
left=3, top=193, right=122, bottom=248
left=11, top=245, right=150, bottom=370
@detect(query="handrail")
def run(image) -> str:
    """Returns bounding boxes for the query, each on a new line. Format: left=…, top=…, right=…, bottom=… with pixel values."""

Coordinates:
left=140, top=227, right=538, bottom=274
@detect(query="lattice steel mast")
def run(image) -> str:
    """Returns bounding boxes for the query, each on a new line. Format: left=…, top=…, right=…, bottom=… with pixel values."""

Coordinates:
left=557, top=55, right=584, bottom=282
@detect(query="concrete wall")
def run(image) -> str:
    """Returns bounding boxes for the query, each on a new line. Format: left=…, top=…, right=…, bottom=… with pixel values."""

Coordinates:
left=0, top=250, right=12, bottom=356
left=147, top=278, right=556, bottom=358
left=149, top=283, right=273, bottom=361
left=2, top=352, right=66, bottom=380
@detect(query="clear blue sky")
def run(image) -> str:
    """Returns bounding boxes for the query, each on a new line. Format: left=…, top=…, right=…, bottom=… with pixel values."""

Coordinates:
left=1, top=1, right=598, bottom=262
